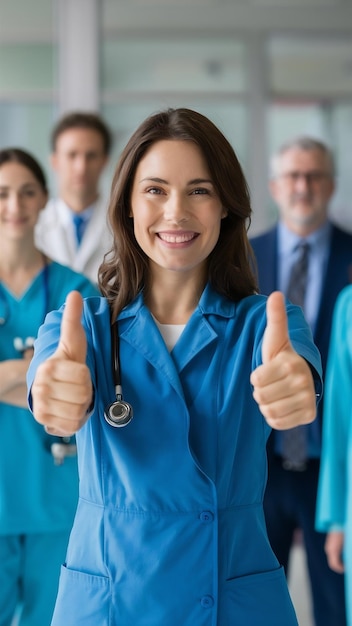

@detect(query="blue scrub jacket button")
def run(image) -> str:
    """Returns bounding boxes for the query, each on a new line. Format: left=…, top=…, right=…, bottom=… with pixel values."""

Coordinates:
left=199, top=511, right=214, bottom=523
left=200, top=595, right=214, bottom=608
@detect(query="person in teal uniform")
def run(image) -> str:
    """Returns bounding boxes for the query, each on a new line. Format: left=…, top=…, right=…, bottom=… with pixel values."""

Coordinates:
left=316, top=284, right=352, bottom=625
left=28, top=108, right=322, bottom=626
left=0, top=147, right=99, bottom=626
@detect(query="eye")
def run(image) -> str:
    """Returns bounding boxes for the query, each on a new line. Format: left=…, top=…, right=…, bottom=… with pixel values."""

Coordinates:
left=87, top=153, right=100, bottom=162
left=191, top=187, right=210, bottom=195
left=146, top=186, right=163, bottom=195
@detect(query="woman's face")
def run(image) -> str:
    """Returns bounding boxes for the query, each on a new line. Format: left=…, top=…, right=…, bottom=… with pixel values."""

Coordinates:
left=0, top=161, right=47, bottom=242
left=130, top=139, right=226, bottom=280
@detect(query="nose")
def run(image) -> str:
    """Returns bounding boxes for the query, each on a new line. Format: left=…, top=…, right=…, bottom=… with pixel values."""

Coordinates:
left=74, top=155, right=89, bottom=175
left=164, top=192, right=189, bottom=223
left=294, top=174, right=312, bottom=192
left=5, top=192, right=22, bottom=212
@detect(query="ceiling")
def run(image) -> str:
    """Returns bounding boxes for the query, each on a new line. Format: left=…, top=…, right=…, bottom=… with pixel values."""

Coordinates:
left=0, top=0, right=352, bottom=42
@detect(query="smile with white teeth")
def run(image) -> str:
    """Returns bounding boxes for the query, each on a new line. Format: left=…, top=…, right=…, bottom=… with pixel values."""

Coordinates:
left=158, top=232, right=197, bottom=243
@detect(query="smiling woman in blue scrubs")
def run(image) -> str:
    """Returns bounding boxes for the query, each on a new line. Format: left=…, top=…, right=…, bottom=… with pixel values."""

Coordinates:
left=28, top=108, right=322, bottom=626
left=0, top=148, right=99, bottom=626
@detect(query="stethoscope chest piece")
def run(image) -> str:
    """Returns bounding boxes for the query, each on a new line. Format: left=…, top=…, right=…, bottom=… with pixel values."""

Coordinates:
left=104, top=400, right=133, bottom=428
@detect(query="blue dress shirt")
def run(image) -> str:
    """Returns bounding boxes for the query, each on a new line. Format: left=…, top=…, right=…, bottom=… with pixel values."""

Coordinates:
left=276, top=221, right=331, bottom=458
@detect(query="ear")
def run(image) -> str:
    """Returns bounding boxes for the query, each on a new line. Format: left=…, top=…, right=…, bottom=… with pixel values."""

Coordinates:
left=221, top=207, right=228, bottom=219
left=50, top=152, right=58, bottom=172
left=40, top=191, right=49, bottom=211
left=97, top=155, right=109, bottom=176
left=326, top=177, right=335, bottom=201
left=269, top=178, right=279, bottom=202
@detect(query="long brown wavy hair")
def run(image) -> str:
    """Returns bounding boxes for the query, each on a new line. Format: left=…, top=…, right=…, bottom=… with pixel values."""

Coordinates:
left=99, top=108, right=257, bottom=320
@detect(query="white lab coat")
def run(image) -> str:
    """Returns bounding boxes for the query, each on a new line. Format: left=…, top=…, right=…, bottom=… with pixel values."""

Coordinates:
left=35, top=197, right=113, bottom=284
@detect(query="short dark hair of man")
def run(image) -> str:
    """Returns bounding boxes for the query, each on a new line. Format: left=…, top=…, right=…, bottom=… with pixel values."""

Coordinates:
left=51, top=111, right=113, bottom=156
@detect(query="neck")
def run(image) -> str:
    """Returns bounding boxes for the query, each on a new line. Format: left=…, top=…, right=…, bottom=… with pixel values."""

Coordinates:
left=60, top=190, right=98, bottom=213
left=145, top=266, right=206, bottom=324
left=0, top=238, right=43, bottom=270
left=283, top=215, right=328, bottom=238
left=0, top=243, right=46, bottom=296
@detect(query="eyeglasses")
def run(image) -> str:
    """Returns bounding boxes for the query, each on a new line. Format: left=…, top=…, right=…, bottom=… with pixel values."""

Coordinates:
left=278, top=171, right=330, bottom=185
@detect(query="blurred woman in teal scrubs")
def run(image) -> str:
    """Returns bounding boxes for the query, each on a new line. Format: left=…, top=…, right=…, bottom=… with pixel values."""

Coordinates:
left=28, top=109, right=322, bottom=626
left=316, top=285, right=352, bottom=625
left=0, top=148, right=99, bottom=626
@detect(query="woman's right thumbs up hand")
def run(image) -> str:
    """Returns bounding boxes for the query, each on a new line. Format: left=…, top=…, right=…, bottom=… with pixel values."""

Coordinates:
left=31, top=291, right=93, bottom=436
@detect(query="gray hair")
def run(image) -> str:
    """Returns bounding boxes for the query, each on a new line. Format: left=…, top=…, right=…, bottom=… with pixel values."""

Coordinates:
left=270, top=136, right=335, bottom=179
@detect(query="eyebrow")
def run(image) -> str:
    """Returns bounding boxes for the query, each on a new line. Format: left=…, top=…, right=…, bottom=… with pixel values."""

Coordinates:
left=139, top=177, right=214, bottom=185
left=0, top=182, right=38, bottom=190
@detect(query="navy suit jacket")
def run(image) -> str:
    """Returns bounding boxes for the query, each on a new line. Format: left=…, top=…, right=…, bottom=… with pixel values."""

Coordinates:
left=250, top=222, right=352, bottom=451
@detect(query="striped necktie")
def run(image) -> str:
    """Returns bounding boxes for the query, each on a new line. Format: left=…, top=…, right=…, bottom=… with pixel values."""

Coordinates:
left=286, top=241, right=309, bottom=308
left=281, top=241, right=310, bottom=470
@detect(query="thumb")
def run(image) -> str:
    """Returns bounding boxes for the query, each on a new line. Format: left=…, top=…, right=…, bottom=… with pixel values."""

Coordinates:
left=55, top=291, right=87, bottom=364
left=261, top=291, right=290, bottom=364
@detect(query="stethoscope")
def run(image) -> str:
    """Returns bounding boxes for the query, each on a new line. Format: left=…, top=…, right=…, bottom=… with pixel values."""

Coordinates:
left=104, top=321, right=133, bottom=428
left=0, top=262, right=77, bottom=463
left=0, top=261, right=50, bottom=346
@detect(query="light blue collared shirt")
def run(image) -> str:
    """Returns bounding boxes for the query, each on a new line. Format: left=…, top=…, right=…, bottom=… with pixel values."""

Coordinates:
left=277, top=220, right=331, bottom=335
left=276, top=220, right=331, bottom=457
left=70, top=205, right=94, bottom=246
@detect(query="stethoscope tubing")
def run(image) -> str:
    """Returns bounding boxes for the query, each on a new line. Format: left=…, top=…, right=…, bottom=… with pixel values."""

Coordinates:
left=104, top=320, right=133, bottom=428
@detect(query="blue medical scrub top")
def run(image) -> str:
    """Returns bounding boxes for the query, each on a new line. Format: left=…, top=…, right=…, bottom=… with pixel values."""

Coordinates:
left=0, top=261, right=99, bottom=535
left=27, top=284, right=322, bottom=626
left=316, top=285, right=352, bottom=625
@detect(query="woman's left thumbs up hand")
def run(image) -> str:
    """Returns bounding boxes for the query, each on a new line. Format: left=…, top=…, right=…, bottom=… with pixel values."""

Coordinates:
left=250, top=291, right=317, bottom=430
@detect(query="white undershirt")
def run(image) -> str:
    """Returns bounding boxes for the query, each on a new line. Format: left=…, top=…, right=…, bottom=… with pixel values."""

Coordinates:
left=152, top=317, right=186, bottom=352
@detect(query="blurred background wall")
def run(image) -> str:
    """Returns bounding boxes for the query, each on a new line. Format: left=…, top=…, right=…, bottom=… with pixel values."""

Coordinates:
left=1, top=0, right=352, bottom=235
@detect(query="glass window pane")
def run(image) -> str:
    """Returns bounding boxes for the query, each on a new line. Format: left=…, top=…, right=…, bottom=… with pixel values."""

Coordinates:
left=268, top=102, right=326, bottom=151
left=102, top=38, right=246, bottom=94
left=0, top=103, right=57, bottom=189
left=0, top=0, right=56, bottom=185
left=0, top=43, right=54, bottom=93
left=269, top=37, right=352, bottom=97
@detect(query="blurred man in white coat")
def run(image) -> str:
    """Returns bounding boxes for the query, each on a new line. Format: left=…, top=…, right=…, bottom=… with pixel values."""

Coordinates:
left=35, top=111, right=113, bottom=284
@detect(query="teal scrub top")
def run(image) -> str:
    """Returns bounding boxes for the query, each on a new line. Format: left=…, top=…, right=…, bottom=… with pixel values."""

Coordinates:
left=316, top=285, right=352, bottom=625
left=0, top=261, right=99, bottom=535
left=28, top=285, right=322, bottom=626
